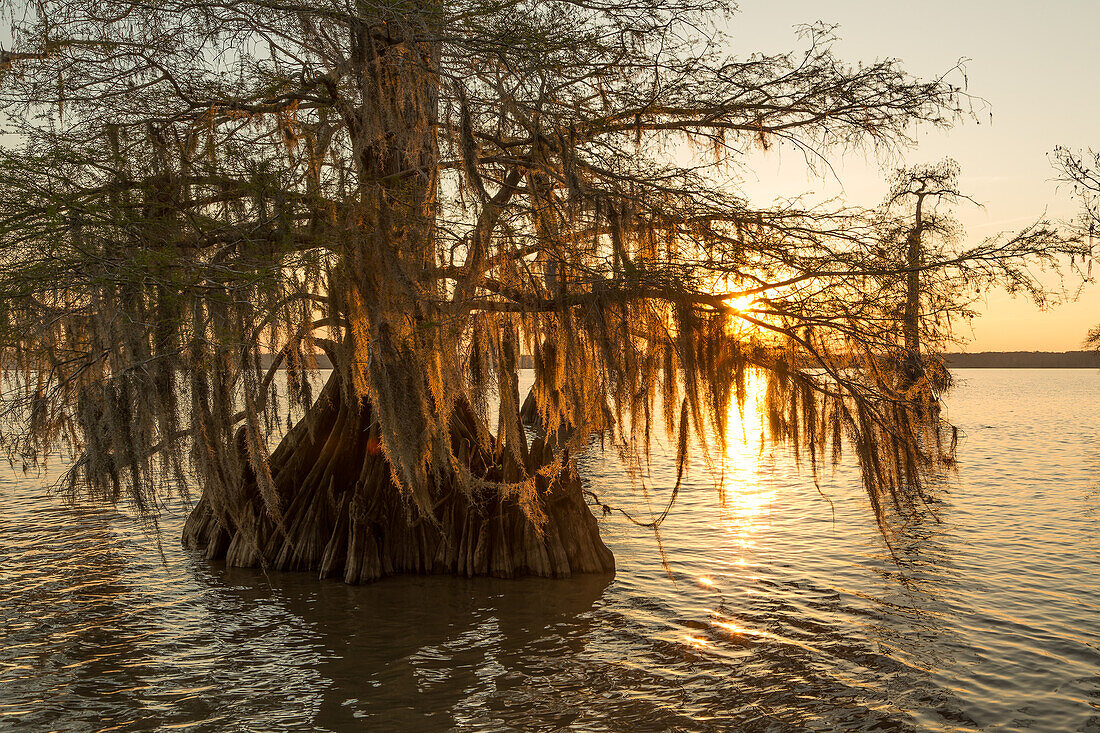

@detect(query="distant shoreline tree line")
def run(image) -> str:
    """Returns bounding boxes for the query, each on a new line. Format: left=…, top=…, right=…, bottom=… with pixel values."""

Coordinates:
left=943, top=351, right=1100, bottom=368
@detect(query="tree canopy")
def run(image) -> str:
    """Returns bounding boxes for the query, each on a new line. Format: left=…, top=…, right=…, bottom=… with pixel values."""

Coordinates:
left=0, top=0, right=1083, bottom=578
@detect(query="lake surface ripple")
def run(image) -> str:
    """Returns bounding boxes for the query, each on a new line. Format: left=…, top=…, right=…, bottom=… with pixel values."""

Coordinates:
left=1, top=370, right=1098, bottom=731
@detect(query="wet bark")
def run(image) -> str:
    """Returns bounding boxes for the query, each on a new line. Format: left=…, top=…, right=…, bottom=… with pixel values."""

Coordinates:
left=182, top=371, right=615, bottom=582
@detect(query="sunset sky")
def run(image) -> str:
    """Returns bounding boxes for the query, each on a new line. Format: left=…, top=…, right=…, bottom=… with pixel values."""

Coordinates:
left=729, top=0, right=1099, bottom=352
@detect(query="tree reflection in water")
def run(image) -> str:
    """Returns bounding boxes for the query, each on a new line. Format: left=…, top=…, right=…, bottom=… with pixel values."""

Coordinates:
left=209, top=567, right=613, bottom=730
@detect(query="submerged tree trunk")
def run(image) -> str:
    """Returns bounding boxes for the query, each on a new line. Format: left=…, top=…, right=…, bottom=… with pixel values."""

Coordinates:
left=900, top=193, right=926, bottom=389
left=182, top=371, right=614, bottom=582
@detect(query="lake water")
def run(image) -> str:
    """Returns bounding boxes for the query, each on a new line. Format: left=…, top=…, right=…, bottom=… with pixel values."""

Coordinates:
left=1, top=369, right=1098, bottom=731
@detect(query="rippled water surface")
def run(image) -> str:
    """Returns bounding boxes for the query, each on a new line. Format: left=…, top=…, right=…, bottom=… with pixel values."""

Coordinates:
left=2, top=369, right=1098, bottom=731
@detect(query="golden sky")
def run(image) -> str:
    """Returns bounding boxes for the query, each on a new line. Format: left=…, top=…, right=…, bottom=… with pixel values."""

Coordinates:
left=729, top=0, right=1099, bottom=352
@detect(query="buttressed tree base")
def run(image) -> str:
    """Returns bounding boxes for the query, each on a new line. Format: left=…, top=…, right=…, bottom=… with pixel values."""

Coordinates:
left=181, top=373, right=615, bottom=581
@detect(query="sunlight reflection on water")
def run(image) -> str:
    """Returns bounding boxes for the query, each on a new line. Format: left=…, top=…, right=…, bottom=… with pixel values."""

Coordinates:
left=0, top=370, right=1098, bottom=731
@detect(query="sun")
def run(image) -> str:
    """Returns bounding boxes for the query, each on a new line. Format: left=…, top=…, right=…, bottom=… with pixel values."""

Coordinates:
left=724, top=294, right=758, bottom=313
left=723, top=293, right=765, bottom=337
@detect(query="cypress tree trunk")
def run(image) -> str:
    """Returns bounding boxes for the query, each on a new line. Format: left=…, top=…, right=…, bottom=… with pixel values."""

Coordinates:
left=185, top=9, right=614, bottom=581
left=900, top=192, right=927, bottom=388
left=182, top=370, right=615, bottom=582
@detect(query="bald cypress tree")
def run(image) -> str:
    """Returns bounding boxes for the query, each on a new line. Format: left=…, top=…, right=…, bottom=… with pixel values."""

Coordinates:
left=0, top=1, right=1068, bottom=582
left=872, top=160, right=1076, bottom=405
